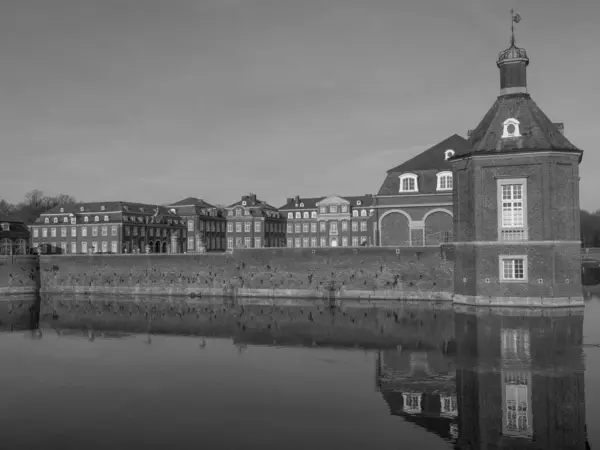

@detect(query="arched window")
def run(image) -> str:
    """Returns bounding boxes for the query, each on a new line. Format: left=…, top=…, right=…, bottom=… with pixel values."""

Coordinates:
left=303, top=212, right=309, bottom=219
left=311, top=211, right=317, bottom=218
left=399, top=173, right=419, bottom=193
left=436, top=171, right=453, bottom=191
left=14, top=239, right=27, bottom=255
left=0, top=238, right=12, bottom=255
left=63, top=217, right=68, bottom=223
left=360, top=210, right=367, bottom=217
left=53, top=217, right=58, bottom=223
left=295, top=212, right=301, bottom=219
left=94, top=216, right=99, bottom=222
left=84, top=216, right=89, bottom=222
left=444, top=149, right=455, bottom=160
left=502, top=118, right=521, bottom=138
left=44, top=218, right=49, bottom=224
left=352, top=210, right=358, bottom=217
left=287, top=212, right=293, bottom=219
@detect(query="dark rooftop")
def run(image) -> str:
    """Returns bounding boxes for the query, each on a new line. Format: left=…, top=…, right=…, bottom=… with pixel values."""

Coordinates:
left=386, top=134, right=470, bottom=173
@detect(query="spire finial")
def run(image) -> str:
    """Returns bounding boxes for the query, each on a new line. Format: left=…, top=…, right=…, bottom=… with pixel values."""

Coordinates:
left=511, top=9, right=521, bottom=46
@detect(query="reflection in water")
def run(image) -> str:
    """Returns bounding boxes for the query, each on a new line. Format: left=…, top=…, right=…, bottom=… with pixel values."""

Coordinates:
left=0, top=294, right=592, bottom=449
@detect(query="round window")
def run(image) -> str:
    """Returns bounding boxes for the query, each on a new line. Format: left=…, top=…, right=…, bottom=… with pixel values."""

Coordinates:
left=507, top=124, right=516, bottom=134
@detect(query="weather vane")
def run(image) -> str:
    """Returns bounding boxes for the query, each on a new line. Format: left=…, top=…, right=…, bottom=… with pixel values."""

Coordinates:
left=510, top=9, right=521, bottom=46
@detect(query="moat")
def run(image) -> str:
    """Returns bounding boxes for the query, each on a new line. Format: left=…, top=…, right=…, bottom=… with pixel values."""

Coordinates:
left=1, top=294, right=599, bottom=449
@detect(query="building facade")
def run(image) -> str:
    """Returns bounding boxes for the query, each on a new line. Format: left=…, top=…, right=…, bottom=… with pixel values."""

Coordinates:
left=374, top=134, right=470, bottom=247
left=167, top=197, right=226, bottom=252
left=449, top=20, right=584, bottom=305
left=0, top=215, right=31, bottom=255
left=29, top=202, right=186, bottom=254
left=279, top=194, right=376, bottom=248
left=225, top=194, right=286, bottom=249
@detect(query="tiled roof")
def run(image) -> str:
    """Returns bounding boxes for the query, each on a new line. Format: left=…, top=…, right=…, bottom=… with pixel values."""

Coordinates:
left=457, top=93, right=582, bottom=158
left=0, top=214, right=24, bottom=223
left=227, top=195, right=281, bottom=217
left=167, top=197, right=216, bottom=208
left=166, top=197, right=220, bottom=216
left=278, top=195, right=373, bottom=210
left=386, top=134, right=470, bottom=173
left=41, top=201, right=182, bottom=217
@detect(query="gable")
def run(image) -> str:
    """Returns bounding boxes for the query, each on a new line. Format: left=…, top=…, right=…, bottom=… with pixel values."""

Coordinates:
left=316, top=195, right=350, bottom=206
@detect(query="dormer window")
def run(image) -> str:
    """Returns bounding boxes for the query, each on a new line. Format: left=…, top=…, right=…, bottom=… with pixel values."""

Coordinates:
left=100, top=205, right=105, bottom=211
left=303, top=212, right=309, bottom=219
left=53, top=217, right=58, bottom=223
left=94, top=216, right=99, bottom=222
left=242, top=201, right=247, bottom=206
left=444, top=149, right=455, bottom=160
left=80, top=207, right=84, bottom=211
left=84, top=216, right=89, bottom=222
left=0, top=223, right=8, bottom=231
left=356, top=200, right=362, bottom=206
left=287, top=213, right=293, bottom=219
left=70, top=218, right=76, bottom=225
left=63, top=217, right=68, bottom=223
left=436, top=171, right=453, bottom=191
left=295, top=212, right=301, bottom=219
left=60, top=208, right=64, bottom=213
left=399, top=173, right=419, bottom=193
left=352, top=210, right=358, bottom=217
left=299, top=202, right=304, bottom=207
left=360, top=210, right=367, bottom=217
left=44, top=218, right=49, bottom=224
left=104, top=215, right=109, bottom=221
left=502, top=118, right=521, bottom=138
left=311, top=212, right=317, bottom=218
left=236, top=209, right=241, bottom=216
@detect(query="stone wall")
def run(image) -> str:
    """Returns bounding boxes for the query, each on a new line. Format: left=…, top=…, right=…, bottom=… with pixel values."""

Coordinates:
left=40, top=247, right=454, bottom=300
left=0, top=255, right=39, bottom=295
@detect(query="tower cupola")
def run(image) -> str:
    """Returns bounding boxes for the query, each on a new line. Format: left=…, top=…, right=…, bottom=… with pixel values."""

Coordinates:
left=496, top=10, right=529, bottom=96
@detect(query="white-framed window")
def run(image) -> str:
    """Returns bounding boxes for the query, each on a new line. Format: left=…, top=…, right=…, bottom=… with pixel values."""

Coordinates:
left=399, top=173, right=419, bottom=193
left=352, top=237, right=358, bottom=246
left=498, top=178, right=528, bottom=240
left=187, top=220, right=194, bottom=232
left=352, top=221, right=358, bottom=232
left=101, top=241, right=108, bottom=252
left=330, top=205, right=338, bottom=213
left=352, top=210, right=358, bottom=217
left=84, top=216, right=89, bottom=223
left=302, top=223, right=309, bottom=233
left=254, top=237, right=261, bottom=248
left=111, top=226, right=118, bottom=236
left=53, top=217, right=58, bottom=223
left=361, top=236, right=367, bottom=245
left=360, top=221, right=368, bottom=232
left=330, top=222, right=338, bottom=232
left=227, top=223, right=233, bottom=232
left=103, top=215, right=109, bottom=221
left=188, top=237, right=194, bottom=250
left=60, top=227, right=67, bottom=237
left=227, top=238, right=234, bottom=248
left=70, top=218, right=76, bottom=225
left=92, top=226, right=98, bottom=237
left=71, top=242, right=77, bottom=254
left=502, top=118, right=521, bottom=139
left=286, top=238, right=293, bottom=248
left=287, top=212, right=293, bottom=219
left=254, top=222, right=261, bottom=232
left=402, top=393, right=422, bottom=414
left=63, top=217, right=68, bottom=223
left=303, top=212, right=309, bottom=219
left=319, top=222, right=326, bottom=232
left=437, top=171, right=453, bottom=191
left=81, top=241, right=88, bottom=253
left=503, top=371, right=531, bottom=438
left=294, top=224, right=301, bottom=233
left=71, top=227, right=77, bottom=236
left=244, top=222, right=251, bottom=232
left=310, top=237, right=317, bottom=247
left=311, top=211, right=317, bottom=218
left=360, top=210, right=367, bottom=217
left=111, top=241, right=118, bottom=253
left=440, top=396, right=457, bottom=417
left=310, top=223, right=317, bottom=233
left=51, top=228, right=57, bottom=237
left=302, top=237, right=309, bottom=247
left=42, top=228, right=48, bottom=238
left=235, top=237, right=242, bottom=247
left=101, top=226, right=108, bottom=236
left=235, top=209, right=241, bottom=217
left=295, top=238, right=301, bottom=248
left=44, top=218, right=49, bottom=224
left=444, top=149, right=455, bottom=160
left=94, top=216, right=99, bottom=222
left=319, top=207, right=326, bottom=213
left=82, top=227, right=88, bottom=237
left=499, top=255, right=528, bottom=282
left=341, top=236, right=348, bottom=247
left=295, top=212, right=301, bottom=219
left=244, top=237, right=251, bottom=247
left=341, top=205, right=348, bottom=213
left=91, top=241, right=98, bottom=253
left=60, top=242, right=67, bottom=253
left=341, top=221, right=348, bottom=231
left=286, top=224, right=293, bottom=233
left=235, top=222, right=242, bottom=232
left=33, top=228, right=39, bottom=237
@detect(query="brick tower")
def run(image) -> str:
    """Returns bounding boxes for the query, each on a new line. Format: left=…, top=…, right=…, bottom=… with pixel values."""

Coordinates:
left=449, top=11, right=584, bottom=306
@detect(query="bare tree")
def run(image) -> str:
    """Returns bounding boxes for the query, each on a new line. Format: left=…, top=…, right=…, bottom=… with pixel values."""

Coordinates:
left=0, top=198, right=14, bottom=216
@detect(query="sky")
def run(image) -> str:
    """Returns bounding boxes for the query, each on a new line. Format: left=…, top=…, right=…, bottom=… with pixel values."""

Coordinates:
left=0, top=0, right=598, bottom=209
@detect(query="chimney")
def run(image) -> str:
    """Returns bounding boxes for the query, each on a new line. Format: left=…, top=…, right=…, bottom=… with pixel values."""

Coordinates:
left=250, top=193, right=257, bottom=203
left=553, top=122, right=565, bottom=135
left=294, top=195, right=300, bottom=205
left=286, top=197, right=293, bottom=204
left=467, top=130, right=474, bottom=139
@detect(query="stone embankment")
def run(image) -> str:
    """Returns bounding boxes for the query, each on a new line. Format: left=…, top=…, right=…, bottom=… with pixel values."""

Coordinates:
left=39, top=247, right=454, bottom=301
left=0, top=255, right=39, bottom=296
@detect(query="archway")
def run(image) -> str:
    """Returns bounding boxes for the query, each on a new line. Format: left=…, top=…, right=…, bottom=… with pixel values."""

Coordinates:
left=380, top=210, right=411, bottom=246
left=154, top=240, right=161, bottom=253
left=162, top=241, right=167, bottom=253
left=148, top=240, right=154, bottom=253
left=424, top=210, right=453, bottom=245
left=0, top=238, right=12, bottom=255
left=330, top=237, right=338, bottom=247
left=14, top=239, right=27, bottom=255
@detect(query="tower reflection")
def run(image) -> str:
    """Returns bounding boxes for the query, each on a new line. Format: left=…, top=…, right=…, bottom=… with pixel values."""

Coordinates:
left=377, top=306, right=590, bottom=449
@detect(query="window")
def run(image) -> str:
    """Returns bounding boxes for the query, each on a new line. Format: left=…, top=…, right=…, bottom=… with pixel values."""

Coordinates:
left=361, top=236, right=367, bottom=245
left=360, top=221, right=367, bottom=232
left=341, top=221, right=348, bottom=231
left=94, top=216, right=99, bottom=222
left=187, top=237, right=194, bottom=250
left=91, top=241, right=98, bottom=253
left=352, top=221, right=358, bottom=232
left=60, top=227, right=67, bottom=237
left=227, top=238, right=234, bottom=248
left=330, top=205, right=338, bottom=213
left=341, top=205, right=348, bottom=213
left=311, top=211, right=317, bottom=218
left=500, top=256, right=527, bottom=282
left=63, top=217, right=68, bottom=223
left=330, top=222, right=338, bottom=233
left=402, top=393, right=422, bottom=414
left=319, top=222, right=326, bottom=232
left=70, top=227, right=76, bottom=236
left=235, top=209, right=241, bottom=217
left=101, top=226, right=108, bottom=236
left=287, top=224, right=293, bottom=233
left=286, top=238, right=293, bottom=248
left=51, top=228, right=56, bottom=237
left=44, top=218, right=49, bottom=224
left=71, top=242, right=77, bottom=254
left=60, top=242, right=67, bottom=253
left=294, top=224, right=301, bottom=233
left=295, top=238, right=301, bottom=248
left=111, top=241, right=118, bottom=253
left=84, top=216, right=89, bottom=223
left=254, top=237, right=261, bottom=248
left=502, top=118, right=521, bottom=138
left=319, top=207, right=326, bottom=213
left=33, top=228, right=39, bottom=238
left=244, top=222, right=251, bottom=232
left=50, top=242, right=57, bottom=253
left=53, top=217, right=58, bottom=223
left=236, top=223, right=242, bottom=232
left=352, top=210, right=358, bottom=217
left=70, top=218, right=76, bottom=225
left=320, top=237, right=326, bottom=247
left=81, top=241, right=88, bottom=253
left=111, top=226, right=117, bottom=236
left=399, top=173, right=419, bottom=192
left=440, top=396, right=457, bottom=417
left=310, top=223, right=317, bottom=233
left=295, top=212, right=301, bottom=219
left=101, top=241, right=108, bottom=252
left=92, top=227, right=98, bottom=237
left=360, top=210, right=367, bottom=217
left=310, top=237, right=317, bottom=247
left=235, top=237, right=242, bottom=248
left=302, top=237, right=309, bottom=247
left=254, top=222, right=261, bottom=232
left=341, top=237, right=348, bottom=247
left=82, top=227, right=88, bottom=237
left=124, top=227, right=130, bottom=236
left=42, top=228, right=48, bottom=238
left=187, top=220, right=194, bottom=232
left=244, top=237, right=251, bottom=248
left=302, top=212, right=309, bottom=219
left=444, top=149, right=455, bottom=160
left=498, top=178, right=528, bottom=240
left=302, top=223, right=309, bottom=233
left=244, top=210, right=250, bottom=216
left=352, top=237, right=359, bottom=247
left=287, top=212, right=293, bottom=219
left=104, top=215, right=109, bottom=221
left=437, top=171, right=453, bottom=191
left=227, top=222, right=233, bottom=232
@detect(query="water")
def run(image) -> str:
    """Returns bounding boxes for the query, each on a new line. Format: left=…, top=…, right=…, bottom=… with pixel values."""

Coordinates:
left=1, top=294, right=599, bottom=449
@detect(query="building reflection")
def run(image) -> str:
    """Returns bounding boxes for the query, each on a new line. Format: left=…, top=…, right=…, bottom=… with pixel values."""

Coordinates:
left=377, top=306, right=590, bottom=449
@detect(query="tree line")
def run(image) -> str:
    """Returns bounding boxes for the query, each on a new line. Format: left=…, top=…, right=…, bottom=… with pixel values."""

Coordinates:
left=3, top=190, right=600, bottom=248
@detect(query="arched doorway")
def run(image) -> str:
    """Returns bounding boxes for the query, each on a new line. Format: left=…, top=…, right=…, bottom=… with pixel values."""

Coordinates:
left=424, top=210, right=453, bottom=245
left=155, top=240, right=161, bottom=253
left=148, top=240, right=153, bottom=253
left=14, top=239, right=27, bottom=255
left=330, top=237, right=338, bottom=247
left=380, top=211, right=411, bottom=246
left=0, top=238, right=12, bottom=255
left=161, top=241, right=167, bottom=253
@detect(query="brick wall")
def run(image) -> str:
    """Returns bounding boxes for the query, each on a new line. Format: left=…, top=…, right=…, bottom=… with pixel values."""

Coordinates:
left=39, top=247, right=454, bottom=300
left=0, top=255, right=39, bottom=295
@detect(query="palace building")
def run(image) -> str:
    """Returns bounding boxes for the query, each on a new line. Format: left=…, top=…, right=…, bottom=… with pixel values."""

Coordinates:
left=166, top=197, right=226, bottom=252
left=279, top=194, right=376, bottom=248
left=374, top=134, right=470, bottom=247
left=225, top=193, right=286, bottom=249
left=449, top=14, right=584, bottom=305
left=0, top=215, right=31, bottom=255
left=30, top=202, right=186, bottom=254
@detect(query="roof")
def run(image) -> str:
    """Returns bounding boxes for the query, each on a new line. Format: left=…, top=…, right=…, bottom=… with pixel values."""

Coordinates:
left=386, top=134, right=470, bottom=173
left=167, top=197, right=216, bottom=209
left=166, top=197, right=220, bottom=216
left=0, top=214, right=24, bottom=223
left=457, top=93, right=582, bottom=158
left=41, top=201, right=183, bottom=217
left=278, top=194, right=373, bottom=210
